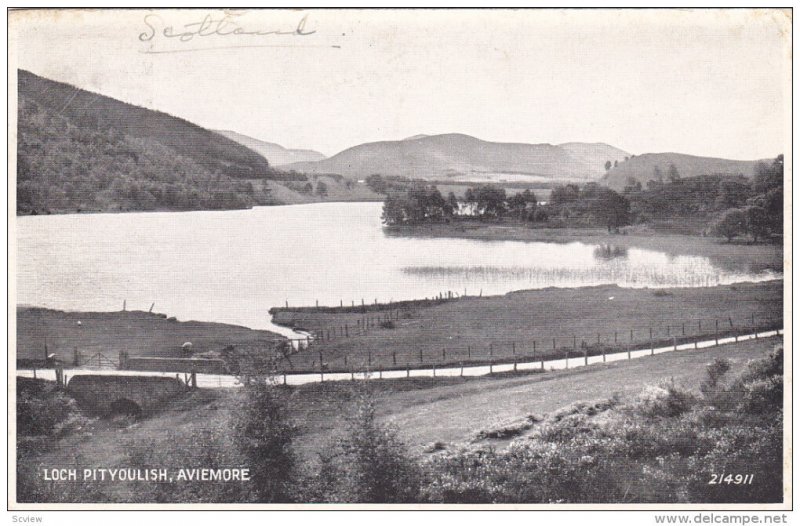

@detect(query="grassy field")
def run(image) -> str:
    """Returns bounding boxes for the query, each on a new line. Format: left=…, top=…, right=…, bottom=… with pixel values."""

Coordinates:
left=271, top=280, right=782, bottom=373
left=16, top=336, right=781, bottom=501
left=16, top=308, right=284, bottom=363
left=386, top=223, right=783, bottom=273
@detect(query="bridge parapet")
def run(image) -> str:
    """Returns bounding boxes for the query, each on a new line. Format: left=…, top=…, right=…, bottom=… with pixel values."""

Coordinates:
left=67, top=374, right=186, bottom=415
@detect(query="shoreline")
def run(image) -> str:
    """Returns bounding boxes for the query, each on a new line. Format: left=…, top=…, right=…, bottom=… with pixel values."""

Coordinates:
left=15, top=197, right=385, bottom=218
left=385, top=221, right=784, bottom=273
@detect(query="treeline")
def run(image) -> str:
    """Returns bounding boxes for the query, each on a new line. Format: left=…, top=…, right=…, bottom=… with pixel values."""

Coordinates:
left=381, top=154, right=783, bottom=241
left=382, top=182, right=630, bottom=232
left=622, top=155, right=783, bottom=241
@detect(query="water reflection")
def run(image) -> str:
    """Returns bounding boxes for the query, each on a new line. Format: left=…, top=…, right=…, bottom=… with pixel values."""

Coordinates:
left=593, top=244, right=629, bottom=261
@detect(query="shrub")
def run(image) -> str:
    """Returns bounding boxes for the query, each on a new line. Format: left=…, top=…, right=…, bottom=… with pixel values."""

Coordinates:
left=700, top=357, right=732, bottom=398
left=633, top=380, right=696, bottom=419
left=312, top=394, right=422, bottom=503
left=232, top=383, right=299, bottom=502
left=17, top=381, right=87, bottom=438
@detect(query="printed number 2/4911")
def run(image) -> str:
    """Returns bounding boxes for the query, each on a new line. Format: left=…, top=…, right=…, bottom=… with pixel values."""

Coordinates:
left=709, top=474, right=754, bottom=485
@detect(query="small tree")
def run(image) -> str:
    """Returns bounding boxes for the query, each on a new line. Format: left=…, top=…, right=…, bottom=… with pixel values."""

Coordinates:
left=316, top=394, right=421, bottom=503
left=604, top=160, right=612, bottom=171
left=316, top=181, right=328, bottom=197
left=745, top=205, right=770, bottom=243
left=232, top=383, right=298, bottom=503
left=711, top=208, right=747, bottom=242
left=668, top=163, right=680, bottom=182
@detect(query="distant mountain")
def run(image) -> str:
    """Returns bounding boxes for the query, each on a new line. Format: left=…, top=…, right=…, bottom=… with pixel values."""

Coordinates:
left=214, top=130, right=326, bottom=166
left=279, top=133, right=630, bottom=182
left=402, top=134, right=430, bottom=141
left=602, top=152, right=765, bottom=191
left=16, top=70, right=280, bottom=214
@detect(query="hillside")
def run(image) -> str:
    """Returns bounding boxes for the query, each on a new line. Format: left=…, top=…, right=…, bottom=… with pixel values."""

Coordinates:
left=280, top=133, right=630, bottom=182
left=214, top=130, right=326, bottom=166
left=16, top=70, right=282, bottom=214
left=558, top=142, right=629, bottom=178
left=602, top=152, right=764, bottom=191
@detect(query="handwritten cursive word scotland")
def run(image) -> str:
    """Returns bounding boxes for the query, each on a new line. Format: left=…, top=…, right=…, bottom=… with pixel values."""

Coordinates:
left=139, top=12, right=316, bottom=43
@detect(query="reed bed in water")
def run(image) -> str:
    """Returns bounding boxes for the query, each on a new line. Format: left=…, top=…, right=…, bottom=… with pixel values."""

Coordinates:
left=401, top=264, right=781, bottom=288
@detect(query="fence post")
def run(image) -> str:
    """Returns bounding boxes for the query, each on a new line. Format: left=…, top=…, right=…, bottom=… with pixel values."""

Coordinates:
left=715, top=319, right=719, bottom=346
left=368, top=350, right=372, bottom=367
left=512, top=342, right=516, bottom=356
left=682, top=323, right=685, bottom=336
left=74, top=347, right=79, bottom=367
left=628, top=329, right=632, bottom=359
left=467, top=345, right=471, bottom=359
left=673, top=336, right=677, bottom=351
left=419, top=349, right=423, bottom=363
left=407, top=363, right=410, bottom=378
left=442, top=348, right=446, bottom=360
left=614, top=331, right=617, bottom=344
left=392, top=351, right=397, bottom=366
left=460, top=362, right=464, bottom=377
left=650, top=327, right=654, bottom=356
left=433, top=364, right=436, bottom=377
left=565, top=350, right=569, bottom=369
left=583, top=342, right=588, bottom=366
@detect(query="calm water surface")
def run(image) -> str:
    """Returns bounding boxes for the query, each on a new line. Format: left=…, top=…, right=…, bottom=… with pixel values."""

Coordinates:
left=16, top=202, right=780, bottom=334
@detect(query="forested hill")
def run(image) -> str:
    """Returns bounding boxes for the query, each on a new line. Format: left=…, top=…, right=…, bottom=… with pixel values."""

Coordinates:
left=16, top=70, right=282, bottom=215
left=602, top=152, right=764, bottom=191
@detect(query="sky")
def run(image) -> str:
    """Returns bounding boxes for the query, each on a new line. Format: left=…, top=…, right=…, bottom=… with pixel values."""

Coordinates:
left=9, top=8, right=791, bottom=159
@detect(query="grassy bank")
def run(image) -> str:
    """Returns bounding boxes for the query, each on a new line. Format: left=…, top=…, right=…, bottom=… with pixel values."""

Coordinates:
left=16, top=308, right=284, bottom=363
left=271, top=281, right=782, bottom=373
left=386, top=222, right=783, bottom=273
left=16, top=337, right=782, bottom=503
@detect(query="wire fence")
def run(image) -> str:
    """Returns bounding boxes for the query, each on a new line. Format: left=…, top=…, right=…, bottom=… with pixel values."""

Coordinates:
left=274, top=312, right=783, bottom=375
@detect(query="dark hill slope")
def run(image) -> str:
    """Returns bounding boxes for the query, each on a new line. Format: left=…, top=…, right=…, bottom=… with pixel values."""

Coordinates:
left=16, top=70, right=281, bottom=214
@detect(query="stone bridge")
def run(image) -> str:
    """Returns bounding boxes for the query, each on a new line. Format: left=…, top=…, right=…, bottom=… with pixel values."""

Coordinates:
left=67, top=374, right=187, bottom=415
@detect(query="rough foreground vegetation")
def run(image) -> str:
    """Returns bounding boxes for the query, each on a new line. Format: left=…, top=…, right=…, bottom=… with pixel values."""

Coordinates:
left=17, top=342, right=783, bottom=504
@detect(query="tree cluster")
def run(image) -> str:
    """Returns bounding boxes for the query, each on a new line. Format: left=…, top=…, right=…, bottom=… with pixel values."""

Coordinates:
left=709, top=155, right=783, bottom=242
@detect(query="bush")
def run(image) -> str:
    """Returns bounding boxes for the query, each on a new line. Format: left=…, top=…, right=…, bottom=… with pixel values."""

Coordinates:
left=232, top=383, right=298, bottom=502
left=17, top=380, right=86, bottom=438
left=633, top=380, right=696, bottom=418
left=312, top=394, right=422, bottom=503
left=711, top=208, right=748, bottom=242
left=700, top=357, right=732, bottom=398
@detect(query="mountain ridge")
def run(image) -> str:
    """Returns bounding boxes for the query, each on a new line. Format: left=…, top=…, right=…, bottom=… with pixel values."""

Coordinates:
left=214, top=129, right=326, bottom=166
left=279, top=133, right=630, bottom=181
